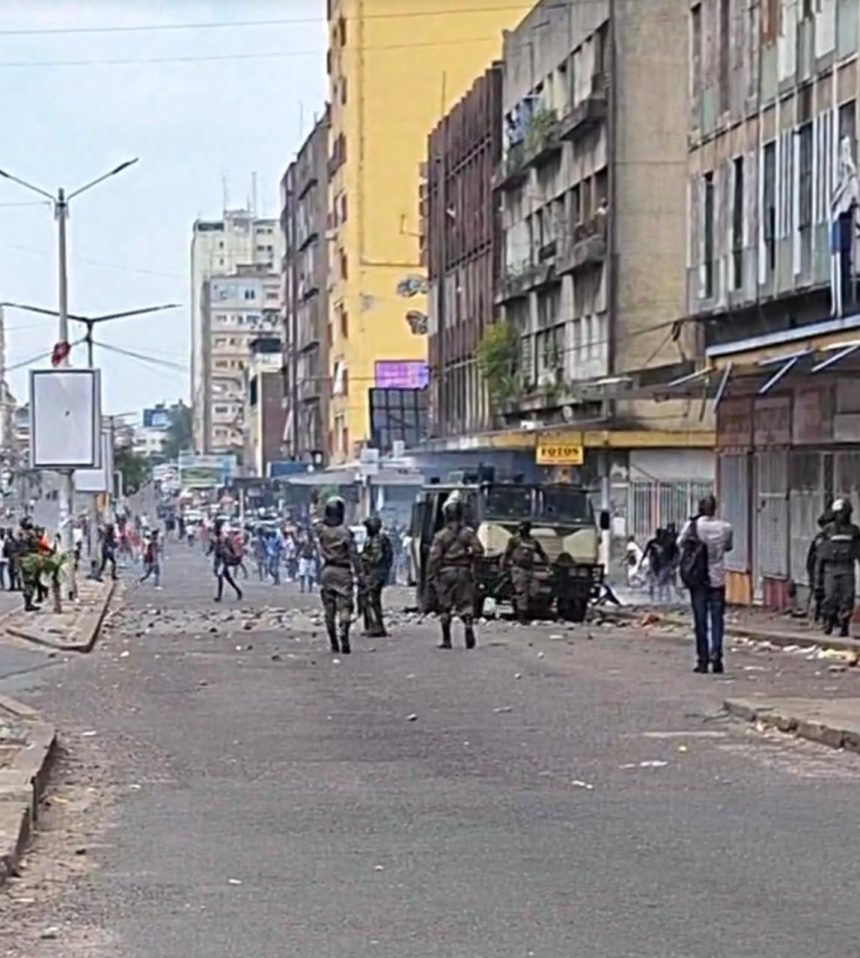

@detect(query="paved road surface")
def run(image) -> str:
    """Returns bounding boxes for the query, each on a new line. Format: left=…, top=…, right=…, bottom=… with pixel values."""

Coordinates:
left=3, top=545, right=860, bottom=956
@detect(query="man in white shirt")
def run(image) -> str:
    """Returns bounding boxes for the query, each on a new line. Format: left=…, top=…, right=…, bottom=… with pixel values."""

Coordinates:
left=678, top=495, right=733, bottom=674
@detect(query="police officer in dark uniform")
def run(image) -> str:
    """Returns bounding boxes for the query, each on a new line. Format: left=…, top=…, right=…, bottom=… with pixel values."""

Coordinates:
left=315, top=497, right=364, bottom=654
left=503, top=520, right=548, bottom=623
left=819, top=498, right=860, bottom=636
left=427, top=498, right=484, bottom=650
left=361, top=516, right=393, bottom=637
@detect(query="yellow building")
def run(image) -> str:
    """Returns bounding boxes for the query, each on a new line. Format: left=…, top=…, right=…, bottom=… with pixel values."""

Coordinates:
left=326, top=0, right=529, bottom=463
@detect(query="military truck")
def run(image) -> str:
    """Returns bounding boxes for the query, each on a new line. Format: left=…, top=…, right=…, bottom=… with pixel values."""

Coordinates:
left=411, top=476, right=605, bottom=622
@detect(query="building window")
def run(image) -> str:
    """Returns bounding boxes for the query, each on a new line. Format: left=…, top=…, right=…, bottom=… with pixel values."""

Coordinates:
left=341, top=425, right=349, bottom=457
left=690, top=4, right=702, bottom=102
left=341, top=75, right=348, bottom=104
left=839, top=100, right=857, bottom=161
left=731, top=156, right=744, bottom=291
left=719, top=0, right=730, bottom=113
left=763, top=141, right=776, bottom=272
left=244, top=288, right=256, bottom=301
left=338, top=15, right=346, bottom=46
left=339, top=248, right=348, bottom=280
left=703, top=171, right=715, bottom=298
left=340, top=307, right=349, bottom=338
left=798, top=122, right=814, bottom=274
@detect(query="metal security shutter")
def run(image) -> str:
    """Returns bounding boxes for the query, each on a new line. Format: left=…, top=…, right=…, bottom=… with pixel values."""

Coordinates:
left=627, top=479, right=715, bottom=547
left=718, top=454, right=750, bottom=572
left=755, top=450, right=789, bottom=585
left=788, top=450, right=824, bottom=585
left=835, top=451, right=860, bottom=515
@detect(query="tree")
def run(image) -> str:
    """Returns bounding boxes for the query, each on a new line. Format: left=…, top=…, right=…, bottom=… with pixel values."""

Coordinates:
left=115, top=446, right=150, bottom=495
left=476, top=321, right=520, bottom=405
left=161, top=402, right=193, bottom=461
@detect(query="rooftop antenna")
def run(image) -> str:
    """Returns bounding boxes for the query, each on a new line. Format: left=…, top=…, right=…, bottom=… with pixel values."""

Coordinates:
left=221, top=174, right=229, bottom=214
left=251, top=171, right=258, bottom=217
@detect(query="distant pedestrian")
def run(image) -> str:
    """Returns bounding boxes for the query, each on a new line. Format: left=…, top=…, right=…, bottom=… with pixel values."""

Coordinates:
left=361, top=516, right=393, bottom=637
left=139, top=531, right=162, bottom=589
left=98, top=523, right=118, bottom=582
left=315, top=497, right=364, bottom=654
left=641, top=528, right=671, bottom=602
left=678, top=495, right=733, bottom=674
left=297, top=530, right=317, bottom=593
left=208, top=521, right=243, bottom=602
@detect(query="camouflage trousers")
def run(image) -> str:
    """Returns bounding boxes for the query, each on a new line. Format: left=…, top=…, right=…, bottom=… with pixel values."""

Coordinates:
left=320, top=565, right=354, bottom=631
left=435, top=566, right=475, bottom=622
left=510, top=567, right=538, bottom=619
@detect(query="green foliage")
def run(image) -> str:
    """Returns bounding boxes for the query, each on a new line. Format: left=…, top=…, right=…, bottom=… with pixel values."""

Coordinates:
left=20, top=550, right=68, bottom=582
left=115, top=446, right=151, bottom=495
left=525, top=106, right=559, bottom=154
left=476, top=322, right=520, bottom=405
left=161, top=402, right=193, bottom=461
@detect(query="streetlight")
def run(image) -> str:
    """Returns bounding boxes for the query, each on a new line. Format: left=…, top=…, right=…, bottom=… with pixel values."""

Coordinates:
left=0, top=159, right=139, bottom=584
left=3, top=301, right=181, bottom=367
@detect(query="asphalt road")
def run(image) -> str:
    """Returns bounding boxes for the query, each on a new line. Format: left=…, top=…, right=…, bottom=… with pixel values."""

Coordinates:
left=3, top=546, right=860, bottom=957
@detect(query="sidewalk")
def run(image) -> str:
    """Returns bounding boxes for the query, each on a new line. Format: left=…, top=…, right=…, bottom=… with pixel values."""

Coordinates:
left=598, top=597, right=860, bottom=656
left=0, top=694, right=56, bottom=885
left=4, top=578, right=117, bottom=653
left=725, top=696, right=860, bottom=754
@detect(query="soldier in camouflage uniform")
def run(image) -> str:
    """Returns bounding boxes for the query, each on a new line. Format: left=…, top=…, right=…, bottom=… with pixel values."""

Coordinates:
left=503, top=520, right=549, bottom=623
left=315, top=497, right=364, bottom=654
left=361, top=516, right=393, bottom=637
left=427, top=499, right=484, bottom=650
left=18, top=518, right=41, bottom=612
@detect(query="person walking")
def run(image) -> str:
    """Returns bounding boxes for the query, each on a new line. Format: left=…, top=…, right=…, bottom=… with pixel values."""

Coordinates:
left=678, top=495, right=733, bottom=674
left=209, top=520, right=243, bottom=602
left=17, top=518, right=41, bottom=612
left=98, top=523, right=118, bottom=582
left=361, top=516, right=393, bottom=637
left=5, top=529, right=20, bottom=591
left=818, top=498, right=860, bottom=637
left=640, top=528, right=670, bottom=602
left=297, top=530, right=318, bottom=593
left=315, top=497, right=364, bottom=655
left=139, top=530, right=163, bottom=589
left=503, top=520, right=548, bottom=623
left=427, top=498, right=484, bottom=650
left=265, top=530, right=282, bottom=585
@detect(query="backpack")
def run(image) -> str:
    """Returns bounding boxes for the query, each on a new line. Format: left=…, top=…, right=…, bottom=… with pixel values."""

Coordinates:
left=679, top=517, right=709, bottom=590
left=222, top=536, right=242, bottom=567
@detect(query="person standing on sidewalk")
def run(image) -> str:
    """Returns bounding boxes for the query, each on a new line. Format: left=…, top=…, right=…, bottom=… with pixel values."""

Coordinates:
left=818, top=499, right=860, bottom=637
left=678, top=495, right=733, bottom=674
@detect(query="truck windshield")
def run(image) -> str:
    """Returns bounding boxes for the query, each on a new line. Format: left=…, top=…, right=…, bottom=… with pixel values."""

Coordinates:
left=481, top=485, right=592, bottom=527
left=538, top=487, right=592, bottom=525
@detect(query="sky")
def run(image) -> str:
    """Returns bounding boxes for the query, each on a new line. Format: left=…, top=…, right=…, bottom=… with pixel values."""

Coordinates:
left=0, top=0, right=326, bottom=420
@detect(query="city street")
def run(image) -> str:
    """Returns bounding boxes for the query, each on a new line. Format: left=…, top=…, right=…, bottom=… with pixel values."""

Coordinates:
left=3, top=547, right=860, bottom=957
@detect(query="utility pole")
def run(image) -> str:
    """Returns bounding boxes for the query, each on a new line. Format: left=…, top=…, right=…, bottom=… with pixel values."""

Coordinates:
left=0, top=158, right=139, bottom=593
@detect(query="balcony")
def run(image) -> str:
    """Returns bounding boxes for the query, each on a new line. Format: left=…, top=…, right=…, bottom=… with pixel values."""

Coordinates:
left=495, top=260, right=557, bottom=304
left=557, top=218, right=607, bottom=275
left=559, top=77, right=608, bottom=142
left=493, top=108, right=561, bottom=192
left=299, top=375, right=322, bottom=403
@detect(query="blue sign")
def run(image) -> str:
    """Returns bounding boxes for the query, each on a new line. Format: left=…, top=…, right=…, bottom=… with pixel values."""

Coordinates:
left=143, top=407, right=170, bottom=430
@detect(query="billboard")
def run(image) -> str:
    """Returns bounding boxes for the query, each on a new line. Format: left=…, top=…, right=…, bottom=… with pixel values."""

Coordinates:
left=143, top=407, right=171, bottom=430
left=74, top=427, right=115, bottom=493
left=374, top=360, right=429, bottom=390
left=30, top=369, right=102, bottom=469
left=178, top=453, right=236, bottom=488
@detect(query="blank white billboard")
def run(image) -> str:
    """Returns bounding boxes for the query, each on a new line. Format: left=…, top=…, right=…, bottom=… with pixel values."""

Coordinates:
left=30, top=369, right=101, bottom=469
left=74, top=428, right=114, bottom=493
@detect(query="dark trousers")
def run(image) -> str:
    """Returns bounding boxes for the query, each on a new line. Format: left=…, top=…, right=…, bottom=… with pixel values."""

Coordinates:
left=690, top=586, right=726, bottom=664
left=99, top=550, right=117, bottom=580
left=215, top=563, right=242, bottom=600
left=363, top=580, right=386, bottom=636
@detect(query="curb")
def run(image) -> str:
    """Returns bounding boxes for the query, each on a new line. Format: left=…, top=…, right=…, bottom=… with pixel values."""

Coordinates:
left=598, top=606, right=860, bottom=655
left=5, top=579, right=117, bottom=654
left=725, top=697, right=860, bottom=754
left=0, top=697, right=57, bottom=887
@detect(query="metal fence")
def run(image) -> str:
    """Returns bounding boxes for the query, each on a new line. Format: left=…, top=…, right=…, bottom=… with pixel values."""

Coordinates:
left=626, top=479, right=715, bottom=546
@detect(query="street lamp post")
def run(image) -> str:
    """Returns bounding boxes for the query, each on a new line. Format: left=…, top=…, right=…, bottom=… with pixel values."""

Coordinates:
left=0, top=159, right=139, bottom=591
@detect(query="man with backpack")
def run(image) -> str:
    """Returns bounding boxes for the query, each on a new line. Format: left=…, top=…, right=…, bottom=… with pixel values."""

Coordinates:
left=678, top=495, right=733, bottom=674
left=139, top=530, right=163, bottom=589
left=208, top=520, right=243, bottom=602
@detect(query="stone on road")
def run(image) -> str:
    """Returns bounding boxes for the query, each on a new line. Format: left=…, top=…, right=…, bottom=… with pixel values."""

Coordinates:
left=2, top=548, right=860, bottom=956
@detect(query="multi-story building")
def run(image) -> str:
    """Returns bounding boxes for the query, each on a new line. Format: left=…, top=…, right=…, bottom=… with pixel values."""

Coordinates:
left=426, top=64, right=504, bottom=440
left=281, top=110, right=330, bottom=465
left=325, top=0, right=526, bottom=464
left=685, top=0, right=860, bottom=607
left=200, top=268, right=282, bottom=456
left=429, top=0, right=710, bottom=543
left=190, top=209, right=281, bottom=452
left=132, top=426, right=166, bottom=460
left=244, top=337, right=287, bottom=478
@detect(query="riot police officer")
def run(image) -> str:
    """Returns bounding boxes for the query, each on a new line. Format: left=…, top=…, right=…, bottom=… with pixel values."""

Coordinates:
left=819, top=498, right=860, bottom=637
left=361, top=516, right=393, bottom=637
left=18, top=518, right=40, bottom=612
left=315, top=497, right=364, bottom=654
left=427, top=499, right=484, bottom=650
left=503, top=520, right=548, bottom=623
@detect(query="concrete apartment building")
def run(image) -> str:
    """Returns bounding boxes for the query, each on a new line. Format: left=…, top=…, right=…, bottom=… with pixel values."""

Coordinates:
left=474, top=0, right=712, bottom=536
left=685, top=0, right=860, bottom=607
left=425, top=64, right=504, bottom=441
left=243, top=337, right=287, bottom=478
left=199, top=269, right=282, bottom=456
left=325, top=0, right=525, bottom=464
left=190, top=209, right=281, bottom=453
left=281, top=110, right=330, bottom=465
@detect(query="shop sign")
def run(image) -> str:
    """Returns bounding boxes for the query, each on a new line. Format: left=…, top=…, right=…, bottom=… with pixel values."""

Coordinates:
left=536, top=442, right=584, bottom=466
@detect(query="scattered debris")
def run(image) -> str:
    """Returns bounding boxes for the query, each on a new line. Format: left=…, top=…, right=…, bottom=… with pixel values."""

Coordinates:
left=406, top=713, right=418, bottom=722
left=571, top=780, right=594, bottom=790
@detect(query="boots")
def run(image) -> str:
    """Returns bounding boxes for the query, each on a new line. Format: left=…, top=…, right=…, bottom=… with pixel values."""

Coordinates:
left=841, top=616, right=851, bottom=638
left=464, top=624, right=476, bottom=650
left=438, top=620, right=452, bottom=649
left=339, top=624, right=351, bottom=655
left=327, top=622, right=340, bottom=654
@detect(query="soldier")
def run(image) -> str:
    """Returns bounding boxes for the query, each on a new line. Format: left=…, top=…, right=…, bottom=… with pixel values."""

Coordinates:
left=17, top=518, right=40, bottom=612
left=819, top=498, right=860, bottom=637
left=503, top=520, right=548, bottom=623
left=427, top=499, right=484, bottom=650
left=316, top=497, right=364, bottom=654
left=362, top=516, right=393, bottom=637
